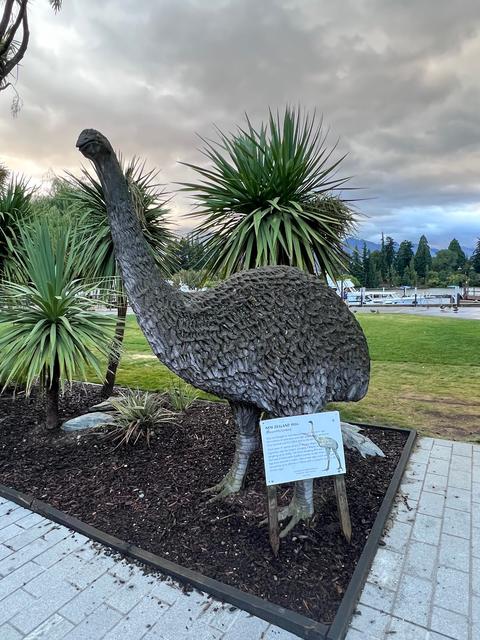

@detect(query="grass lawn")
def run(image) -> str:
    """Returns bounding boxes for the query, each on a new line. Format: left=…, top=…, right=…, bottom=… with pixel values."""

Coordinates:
left=93, top=314, right=480, bottom=441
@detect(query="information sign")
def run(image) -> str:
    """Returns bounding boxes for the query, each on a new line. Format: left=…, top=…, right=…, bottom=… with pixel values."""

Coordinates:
left=260, top=411, right=346, bottom=486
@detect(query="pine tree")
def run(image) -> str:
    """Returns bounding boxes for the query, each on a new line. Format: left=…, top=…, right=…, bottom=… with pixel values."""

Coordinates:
left=448, top=239, right=467, bottom=269
left=385, top=237, right=396, bottom=269
left=367, top=251, right=382, bottom=287
left=385, top=236, right=396, bottom=285
left=390, top=265, right=401, bottom=286
left=414, top=235, right=432, bottom=282
left=404, top=258, right=418, bottom=286
left=361, top=243, right=369, bottom=287
left=169, top=235, right=207, bottom=272
left=472, top=239, right=480, bottom=274
left=349, top=247, right=364, bottom=284
left=379, top=233, right=388, bottom=282
left=396, top=240, right=414, bottom=280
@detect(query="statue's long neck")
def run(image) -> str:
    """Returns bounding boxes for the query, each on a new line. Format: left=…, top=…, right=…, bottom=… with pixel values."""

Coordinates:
left=92, top=151, right=185, bottom=366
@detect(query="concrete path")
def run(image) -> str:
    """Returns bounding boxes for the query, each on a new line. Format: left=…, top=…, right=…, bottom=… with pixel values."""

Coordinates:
left=0, top=436, right=477, bottom=639
left=0, top=496, right=298, bottom=639
left=348, top=436, right=479, bottom=640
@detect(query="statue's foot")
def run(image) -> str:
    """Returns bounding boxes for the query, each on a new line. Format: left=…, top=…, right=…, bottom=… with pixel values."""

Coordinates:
left=202, top=471, right=243, bottom=503
left=277, top=499, right=314, bottom=538
left=202, top=431, right=258, bottom=504
left=260, top=479, right=314, bottom=538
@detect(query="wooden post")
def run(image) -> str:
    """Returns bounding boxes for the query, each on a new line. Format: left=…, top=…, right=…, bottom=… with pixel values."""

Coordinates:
left=266, top=485, right=280, bottom=557
left=334, top=474, right=352, bottom=543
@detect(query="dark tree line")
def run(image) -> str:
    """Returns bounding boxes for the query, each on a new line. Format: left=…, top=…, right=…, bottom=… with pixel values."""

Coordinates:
left=349, top=234, right=480, bottom=288
left=167, top=234, right=207, bottom=272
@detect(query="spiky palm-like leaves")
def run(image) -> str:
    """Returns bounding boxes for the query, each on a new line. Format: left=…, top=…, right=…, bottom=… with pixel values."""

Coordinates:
left=31, top=178, right=84, bottom=235
left=0, top=163, right=8, bottom=188
left=182, top=108, right=356, bottom=279
left=0, top=176, right=34, bottom=274
left=0, top=220, right=116, bottom=429
left=66, top=158, right=175, bottom=281
left=166, top=379, right=198, bottom=412
left=102, top=390, right=176, bottom=449
left=64, top=157, right=175, bottom=396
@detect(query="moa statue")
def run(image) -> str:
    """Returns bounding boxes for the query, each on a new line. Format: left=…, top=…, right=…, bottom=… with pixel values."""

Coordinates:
left=77, top=129, right=382, bottom=537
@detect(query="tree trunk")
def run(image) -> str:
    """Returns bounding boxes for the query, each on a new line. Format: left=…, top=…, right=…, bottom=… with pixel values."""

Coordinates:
left=101, top=293, right=128, bottom=397
left=45, top=364, right=60, bottom=430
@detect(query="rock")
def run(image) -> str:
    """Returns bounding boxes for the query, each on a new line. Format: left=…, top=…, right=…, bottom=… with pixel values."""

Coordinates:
left=61, top=412, right=114, bottom=432
left=88, top=398, right=116, bottom=412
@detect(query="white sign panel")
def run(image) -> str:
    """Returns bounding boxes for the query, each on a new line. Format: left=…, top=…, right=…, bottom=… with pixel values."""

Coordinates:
left=260, top=411, right=346, bottom=486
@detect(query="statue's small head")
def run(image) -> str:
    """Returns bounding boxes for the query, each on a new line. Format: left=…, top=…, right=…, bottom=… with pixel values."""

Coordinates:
left=76, top=129, right=112, bottom=160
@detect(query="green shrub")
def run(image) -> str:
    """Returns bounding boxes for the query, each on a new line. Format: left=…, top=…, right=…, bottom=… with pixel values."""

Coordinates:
left=104, top=390, right=176, bottom=448
left=0, top=176, right=34, bottom=276
left=166, top=380, right=198, bottom=412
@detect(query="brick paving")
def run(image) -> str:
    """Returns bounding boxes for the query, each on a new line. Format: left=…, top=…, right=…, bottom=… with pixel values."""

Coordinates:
left=348, top=437, right=479, bottom=640
left=0, top=496, right=298, bottom=639
left=0, top=436, right=477, bottom=639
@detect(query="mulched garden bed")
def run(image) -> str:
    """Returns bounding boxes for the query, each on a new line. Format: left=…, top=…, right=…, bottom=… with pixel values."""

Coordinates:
left=0, top=383, right=408, bottom=625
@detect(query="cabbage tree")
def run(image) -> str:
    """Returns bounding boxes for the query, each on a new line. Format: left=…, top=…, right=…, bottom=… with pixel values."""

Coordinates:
left=0, top=176, right=34, bottom=275
left=182, top=107, right=356, bottom=279
left=64, top=158, right=175, bottom=397
left=1, top=1, right=62, bottom=110
left=0, top=220, right=116, bottom=429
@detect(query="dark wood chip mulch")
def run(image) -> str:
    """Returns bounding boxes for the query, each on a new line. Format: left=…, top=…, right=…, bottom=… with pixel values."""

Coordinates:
left=0, top=384, right=407, bottom=624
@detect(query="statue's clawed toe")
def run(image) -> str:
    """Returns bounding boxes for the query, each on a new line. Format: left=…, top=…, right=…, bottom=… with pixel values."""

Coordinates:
left=259, top=479, right=314, bottom=538
left=259, top=501, right=314, bottom=537
left=278, top=503, right=314, bottom=538
left=202, top=468, right=244, bottom=503
left=204, top=408, right=259, bottom=504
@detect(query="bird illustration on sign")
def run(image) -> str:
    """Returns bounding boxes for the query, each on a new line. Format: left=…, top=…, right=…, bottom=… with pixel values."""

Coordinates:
left=307, top=420, right=343, bottom=472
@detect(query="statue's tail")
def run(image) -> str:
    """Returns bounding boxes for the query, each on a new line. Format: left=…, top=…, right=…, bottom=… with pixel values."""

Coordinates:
left=340, top=422, right=385, bottom=458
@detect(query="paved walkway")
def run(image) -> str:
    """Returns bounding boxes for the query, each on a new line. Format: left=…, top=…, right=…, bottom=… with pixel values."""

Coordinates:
left=0, top=497, right=297, bottom=640
left=0, top=436, right=477, bottom=639
left=348, top=436, right=479, bottom=640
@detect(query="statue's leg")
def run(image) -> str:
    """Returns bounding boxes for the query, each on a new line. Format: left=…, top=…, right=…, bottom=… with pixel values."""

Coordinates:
left=277, top=479, right=314, bottom=538
left=264, top=419, right=384, bottom=537
left=260, top=478, right=314, bottom=535
left=203, top=402, right=260, bottom=502
left=333, top=448, right=342, bottom=471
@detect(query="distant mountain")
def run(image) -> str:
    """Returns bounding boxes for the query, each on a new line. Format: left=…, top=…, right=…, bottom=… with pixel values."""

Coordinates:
left=345, top=238, right=382, bottom=254
left=345, top=237, right=473, bottom=257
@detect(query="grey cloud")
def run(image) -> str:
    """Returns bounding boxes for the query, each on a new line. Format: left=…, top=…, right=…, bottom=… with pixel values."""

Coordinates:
left=1, top=0, right=480, bottom=246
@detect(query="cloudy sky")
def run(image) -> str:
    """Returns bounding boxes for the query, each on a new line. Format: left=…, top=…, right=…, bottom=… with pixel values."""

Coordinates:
left=1, top=0, right=480, bottom=248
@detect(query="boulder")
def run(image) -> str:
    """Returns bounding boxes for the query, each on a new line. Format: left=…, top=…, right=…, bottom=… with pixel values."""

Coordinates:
left=61, top=412, right=114, bottom=433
